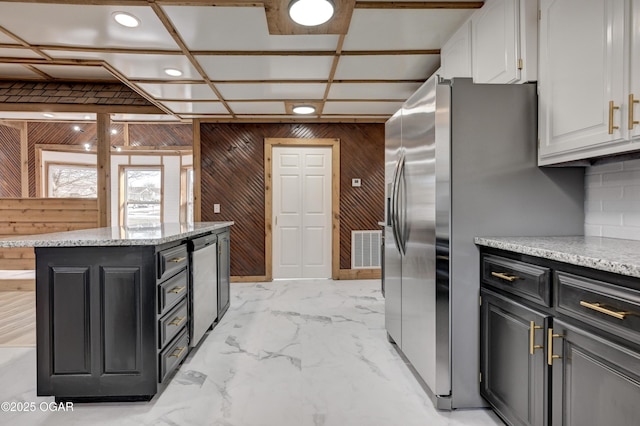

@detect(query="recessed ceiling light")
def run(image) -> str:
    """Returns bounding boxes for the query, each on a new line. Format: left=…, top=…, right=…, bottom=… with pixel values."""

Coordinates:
left=43, top=113, right=55, bottom=118
left=288, top=0, right=334, bottom=27
left=293, top=105, right=316, bottom=115
left=111, top=129, right=118, bottom=135
left=84, top=115, right=91, bottom=120
left=84, top=143, right=91, bottom=151
left=164, top=68, right=183, bottom=77
left=116, top=147, right=122, bottom=152
left=113, top=12, right=140, bottom=28
left=73, top=125, right=81, bottom=131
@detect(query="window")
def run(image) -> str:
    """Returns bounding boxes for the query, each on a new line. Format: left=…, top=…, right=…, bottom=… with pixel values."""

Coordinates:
left=181, top=167, right=194, bottom=223
left=47, top=164, right=97, bottom=198
left=123, top=168, right=162, bottom=226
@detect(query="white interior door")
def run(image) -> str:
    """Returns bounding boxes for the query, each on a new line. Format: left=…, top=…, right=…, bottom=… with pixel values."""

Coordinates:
left=273, top=146, right=332, bottom=279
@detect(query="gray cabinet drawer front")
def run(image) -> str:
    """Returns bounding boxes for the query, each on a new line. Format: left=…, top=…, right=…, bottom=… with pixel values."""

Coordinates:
left=159, top=299, right=188, bottom=349
left=159, top=329, right=189, bottom=383
left=158, top=269, right=187, bottom=315
left=556, top=272, right=640, bottom=344
left=157, top=244, right=188, bottom=281
left=482, top=255, right=551, bottom=306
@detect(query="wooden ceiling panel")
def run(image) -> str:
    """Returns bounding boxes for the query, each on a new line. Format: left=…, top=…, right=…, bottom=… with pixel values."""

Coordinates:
left=328, top=82, right=423, bottom=100
left=163, top=6, right=340, bottom=51
left=137, top=83, right=218, bottom=100
left=217, top=82, right=326, bottom=100
left=196, top=55, right=334, bottom=80
left=334, top=54, right=440, bottom=80
left=343, top=8, right=475, bottom=50
left=0, top=3, right=179, bottom=50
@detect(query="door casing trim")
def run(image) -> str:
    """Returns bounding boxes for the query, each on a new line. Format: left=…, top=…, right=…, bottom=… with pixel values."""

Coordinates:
left=264, top=138, right=340, bottom=281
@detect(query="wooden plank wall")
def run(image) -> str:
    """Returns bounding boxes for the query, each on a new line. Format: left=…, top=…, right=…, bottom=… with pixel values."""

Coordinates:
left=0, top=198, right=99, bottom=270
left=0, top=125, right=21, bottom=197
left=200, top=122, right=385, bottom=278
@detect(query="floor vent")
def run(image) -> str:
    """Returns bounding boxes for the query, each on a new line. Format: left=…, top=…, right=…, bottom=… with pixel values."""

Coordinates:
left=351, top=230, right=382, bottom=269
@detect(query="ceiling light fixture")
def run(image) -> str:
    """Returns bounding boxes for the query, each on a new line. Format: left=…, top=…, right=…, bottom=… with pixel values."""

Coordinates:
left=111, top=129, right=118, bottom=135
left=288, top=0, right=334, bottom=27
left=113, top=12, right=140, bottom=28
left=292, top=105, right=316, bottom=115
left=84, top=143, right=91, bottom=151
left=84, top=115, right=91, bottom=120
left=164, top=68, right=183, bottom=77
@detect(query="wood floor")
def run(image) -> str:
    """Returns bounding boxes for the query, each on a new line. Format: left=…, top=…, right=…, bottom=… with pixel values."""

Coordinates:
left=0, top=291, right=36, bottom=347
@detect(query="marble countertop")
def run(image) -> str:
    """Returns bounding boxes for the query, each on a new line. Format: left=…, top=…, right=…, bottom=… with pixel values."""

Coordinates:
left=474, top=236, right=640, bottom=278
left=0, top=222, right=234, bottom=248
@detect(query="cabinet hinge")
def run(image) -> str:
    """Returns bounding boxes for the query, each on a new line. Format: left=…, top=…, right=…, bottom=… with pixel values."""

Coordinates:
left=479, top=372, right=482, bottom=383
left=517, top=59, right=524, bottom=70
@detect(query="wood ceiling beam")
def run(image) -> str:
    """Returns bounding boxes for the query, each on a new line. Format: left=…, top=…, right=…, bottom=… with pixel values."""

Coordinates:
left=0, top=103, right=164, bottom=114
left=195, top=117, right=387, bottom=123
left=0, top=25, right=52, bottom=60
left=355, top=1, right=484, bottom=9
left=320, top=35, right=345, bottom=116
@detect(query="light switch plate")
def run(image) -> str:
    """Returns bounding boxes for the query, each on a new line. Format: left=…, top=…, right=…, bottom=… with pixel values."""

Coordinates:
left=352, top=178, right=361, bottom=187
left=214, top=204, right=220, bottom=213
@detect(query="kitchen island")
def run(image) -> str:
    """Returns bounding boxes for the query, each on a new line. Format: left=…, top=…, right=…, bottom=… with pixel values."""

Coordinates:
left=0, top=222, right=233, bottom=402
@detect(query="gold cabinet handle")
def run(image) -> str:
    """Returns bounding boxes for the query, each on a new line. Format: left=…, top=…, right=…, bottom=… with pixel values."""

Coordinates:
left=169, top=346, right=186, bottom=358
left=491, top=271, right=519, bottom=282
left=630, top=94, right=639, bottom=130
left=529, top=321, right=543, bottom=355
left=547, top=328, right=562, bottom=366
left=169, top=316, right=185, bottom=327
left=579, top=301, right=628, bottom=320
left=170, top=256, right=186, bottom=263
left=168, top=285, right=186, bottom=294
left=436, top=255, right=449, bottom=260
left=609, top=100, right=620, bottom=134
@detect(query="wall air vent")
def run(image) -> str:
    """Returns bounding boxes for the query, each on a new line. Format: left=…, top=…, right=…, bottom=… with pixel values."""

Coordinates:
left=351, top=230, right=382, bottom=269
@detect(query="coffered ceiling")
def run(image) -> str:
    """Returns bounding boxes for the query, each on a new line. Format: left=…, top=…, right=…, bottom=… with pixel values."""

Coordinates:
left=0, top=0, right=482, bottom=122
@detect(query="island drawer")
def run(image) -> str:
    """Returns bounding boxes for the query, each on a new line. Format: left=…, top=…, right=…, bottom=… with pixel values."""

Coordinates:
left=159, top=298, right=188, bottom=349
left=158, top=244, right=188, bottom=281
left=482, top=254, right=551, bottom=306
left=556, top=272, right=640, bottom=344
left=158, top=269, right=187, bottom=315
left=159, top=329, right=189, bottom=383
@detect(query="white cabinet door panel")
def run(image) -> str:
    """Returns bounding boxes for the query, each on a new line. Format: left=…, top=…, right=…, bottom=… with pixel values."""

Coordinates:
left=538, top=0, right=627, bottom=165
left=440, top=19, right=472, bottom=79
left=472, top=0, right=519, bottom=84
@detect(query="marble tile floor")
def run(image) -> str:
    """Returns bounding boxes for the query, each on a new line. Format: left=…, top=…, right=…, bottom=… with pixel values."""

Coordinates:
left=0, top=279, right=504, bottom=426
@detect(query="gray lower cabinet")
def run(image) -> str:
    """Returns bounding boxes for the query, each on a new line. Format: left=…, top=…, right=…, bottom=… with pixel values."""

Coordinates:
left=480, top=288, right=548, bottom=426
left=550, top=320, right=640, bottom=425
left=479, top=248, right=640, bottom=426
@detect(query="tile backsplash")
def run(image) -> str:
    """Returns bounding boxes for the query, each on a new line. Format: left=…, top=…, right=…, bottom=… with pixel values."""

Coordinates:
left=585, top=158, right=640, bottom=240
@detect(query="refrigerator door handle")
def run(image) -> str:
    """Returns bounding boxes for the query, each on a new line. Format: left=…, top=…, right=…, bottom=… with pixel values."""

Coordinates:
left=394, top=153, right=406, bottom=255
left=398, top=154, right=407, bottom=255
left=390, top=153, right=403, bottom=252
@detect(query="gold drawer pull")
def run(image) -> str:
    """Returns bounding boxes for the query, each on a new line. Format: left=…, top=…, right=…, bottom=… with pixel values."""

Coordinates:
left=169, top=346, right=186, bottom=358
left=547, top=328, right=563, bottom=366
left=529, top=321, right=543, bottom=355
left=579, top=301, right=628, bottom=320
left=609, top=100, right=620, bottom=134
left=169, top=256, right=186, bottom=263
left=436, top=255, right=449, bottom=260
left=169, top=316, right=185, bottom=327
left=168, top=285, right=186, bottom=294
left=630, top=94, right=639, bottom=130
left=491, top=271, right=519, bottom=282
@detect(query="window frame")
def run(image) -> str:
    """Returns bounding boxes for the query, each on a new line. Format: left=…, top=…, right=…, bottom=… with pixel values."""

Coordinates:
left=45, top=161, right=98, bottom=198
left=118, top=165, right=164, bottom=227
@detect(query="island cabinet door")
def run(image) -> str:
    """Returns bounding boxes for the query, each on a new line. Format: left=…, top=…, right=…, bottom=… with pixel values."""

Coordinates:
left=550, top=319, right=640, bottom=426
left=36, top=246, right=157, bottom=399
left=480, top=288, right=548, bottom=426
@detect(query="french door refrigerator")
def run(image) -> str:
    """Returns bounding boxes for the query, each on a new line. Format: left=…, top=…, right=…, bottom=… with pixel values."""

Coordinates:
left=384, top=77, right=584, bottom=409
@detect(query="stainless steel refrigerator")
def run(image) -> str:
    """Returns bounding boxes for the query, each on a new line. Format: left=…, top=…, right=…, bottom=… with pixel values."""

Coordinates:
left=384, top=77, right=584, bottom=409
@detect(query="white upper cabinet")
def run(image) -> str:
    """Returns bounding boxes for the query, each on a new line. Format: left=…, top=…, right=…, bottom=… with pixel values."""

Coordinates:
left=631, top=0, right=640, bottom=141
left=440, top=19, right=472, bottom=79
left=538, top=0, right=631, bottom=165
left=471, top=0, right=537, bottom=84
